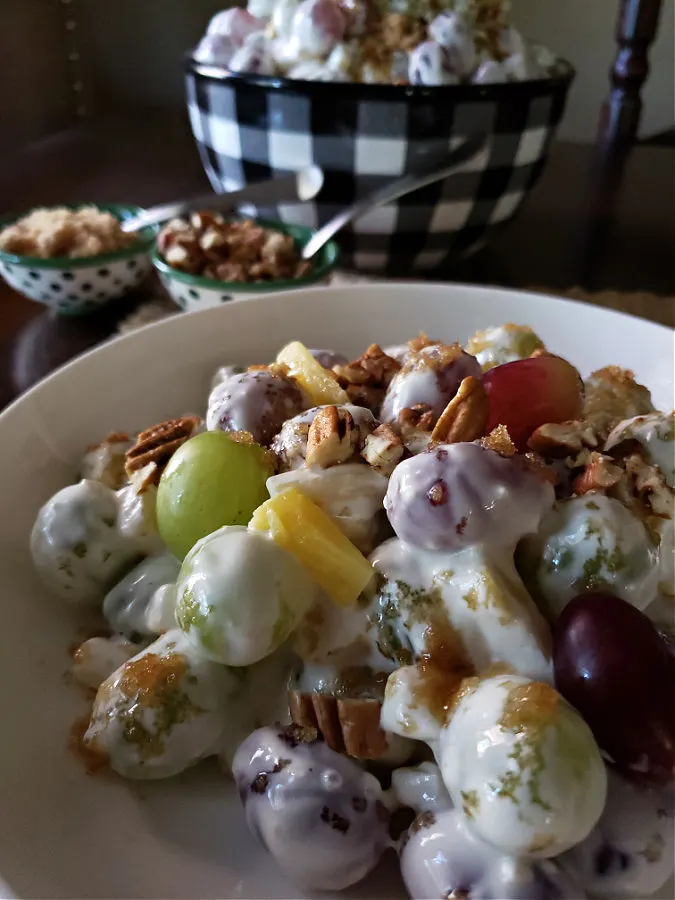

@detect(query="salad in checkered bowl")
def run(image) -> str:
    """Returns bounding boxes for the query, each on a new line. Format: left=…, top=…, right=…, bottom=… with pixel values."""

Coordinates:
left=195, top=0, right=559, bottom=86
left=31, top=322, right=674, bottom=898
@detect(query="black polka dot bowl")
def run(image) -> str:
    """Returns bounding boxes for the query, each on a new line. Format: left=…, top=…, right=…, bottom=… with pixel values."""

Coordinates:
left=152, top=218, right=339, bottom=310
left=186, top=58, right=574, bottom=274
left=0, top=203, right=156, bottom=316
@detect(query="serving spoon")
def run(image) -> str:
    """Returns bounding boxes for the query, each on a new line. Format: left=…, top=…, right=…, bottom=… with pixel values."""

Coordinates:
left=121, top=166, right=324, bottom=233
left=301, top=134, right=486, bottom=261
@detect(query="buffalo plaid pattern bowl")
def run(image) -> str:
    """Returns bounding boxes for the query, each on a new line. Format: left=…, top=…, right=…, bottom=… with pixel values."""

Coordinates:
left=186, top=60, right=574, bottom=274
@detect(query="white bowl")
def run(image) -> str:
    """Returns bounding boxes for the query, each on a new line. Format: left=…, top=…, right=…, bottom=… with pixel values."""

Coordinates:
left=0, top=284, right=672, bottom=899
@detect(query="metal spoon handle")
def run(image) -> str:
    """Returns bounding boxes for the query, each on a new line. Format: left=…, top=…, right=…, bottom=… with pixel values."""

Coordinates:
left=301, top=135, right=486, bottom=261
left=122, top=166, right=324, bottom=233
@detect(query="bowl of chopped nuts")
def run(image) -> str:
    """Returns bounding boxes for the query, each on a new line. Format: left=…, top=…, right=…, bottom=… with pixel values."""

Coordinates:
left=0, top=204, right=157, bottom=315
left=153, top=213, right=339, bottom=309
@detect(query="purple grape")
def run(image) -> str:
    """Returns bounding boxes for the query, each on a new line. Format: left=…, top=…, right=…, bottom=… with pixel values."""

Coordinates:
left=381, top=345, right=482, bottom=424
left=554, top=591, right=675, bottom=785
left=232, top=725, right=391, bottom=889
left=384, top=442, right=555, bottom=551
left=309, top=348, right=348, bottom=370
left=206, top=369, right=308, bottom=445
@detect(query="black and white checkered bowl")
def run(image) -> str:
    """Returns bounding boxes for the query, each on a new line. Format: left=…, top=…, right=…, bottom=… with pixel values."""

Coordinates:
left=186, top=59, right=574, bottom=275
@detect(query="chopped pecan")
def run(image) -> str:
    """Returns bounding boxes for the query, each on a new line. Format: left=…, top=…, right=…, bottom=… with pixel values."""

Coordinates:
left=612, top=452, right=675, bottom=521
left=398, top=403, right=435, bottom=432
left=361, top=424, right=404, bottom=476
left=125, top=415, right=201, bottom=482
left=431, top=376, right=489, bottom=444
left=334, top=343, right=401, bottom=389
left=344, top=383, right=385, bottom=413
left=288, top=690, right=388, bottom=759
left=482, top=425, right=517, bottom=457
left=305, top=406, right=359, bottom=468
left=572, top=452, right=624, bottom=496
left=527, top=421, right=599, bottom=459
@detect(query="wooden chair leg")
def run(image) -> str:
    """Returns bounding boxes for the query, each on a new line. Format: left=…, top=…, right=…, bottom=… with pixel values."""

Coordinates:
left=582, top=0, right=664, bottom=286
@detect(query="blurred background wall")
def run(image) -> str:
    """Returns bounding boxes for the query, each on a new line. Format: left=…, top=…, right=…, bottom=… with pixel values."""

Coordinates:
left=1, top=0, right=673, bottom=152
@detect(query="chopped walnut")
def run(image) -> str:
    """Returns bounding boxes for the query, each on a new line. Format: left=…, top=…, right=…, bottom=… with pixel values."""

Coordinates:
left=398, top=404, right=435, bottom=432
left=334, top=344, right=400, bottom=388
left=611, top=452, right=675, bottom=522
left=361, top=424, right=404, bottom=476
left=572, top=452, right=624, bottom=496
left=332, top=344, right=400, bottom=414
left=305, top=406, right=360, bottom=468
left=527, top=421, right=599, bottom=459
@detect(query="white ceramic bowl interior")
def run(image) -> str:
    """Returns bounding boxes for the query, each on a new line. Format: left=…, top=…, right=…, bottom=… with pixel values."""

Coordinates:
left=0, top=284, right=672, bottom=899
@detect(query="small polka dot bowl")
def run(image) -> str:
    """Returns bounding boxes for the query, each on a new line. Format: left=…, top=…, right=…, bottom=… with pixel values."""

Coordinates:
left=152, top=218, right=339, bottom=311
left=0, top=203, right=157, bottom=316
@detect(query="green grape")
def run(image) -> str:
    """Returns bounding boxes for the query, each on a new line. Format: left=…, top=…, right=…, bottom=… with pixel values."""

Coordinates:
left=157, top=432, right=272, bottom=559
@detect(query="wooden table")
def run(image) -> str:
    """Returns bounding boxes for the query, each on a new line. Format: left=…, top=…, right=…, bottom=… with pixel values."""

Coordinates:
left=1, top=113, right=673, bottom=410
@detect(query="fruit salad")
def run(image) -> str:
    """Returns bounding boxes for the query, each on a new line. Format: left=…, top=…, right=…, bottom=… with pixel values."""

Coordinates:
left=32, top=326, right=674, bottom=898
left=193, top=0, right=561, bottom=86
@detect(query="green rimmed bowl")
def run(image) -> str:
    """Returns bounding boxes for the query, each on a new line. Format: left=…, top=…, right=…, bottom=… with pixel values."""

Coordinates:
left=152, top=218, right=339, bottom=310
left=0, top=203, right=157, bottom=316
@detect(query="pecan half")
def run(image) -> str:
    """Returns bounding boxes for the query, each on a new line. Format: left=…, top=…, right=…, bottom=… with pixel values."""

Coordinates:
left=125, top=415, right=201, bottom=483
left=305, top=406, right=359, bottom=468
left=361, top=424, right=404, bottom=476
left=573, top=452, right=624, bottom=496
left=431, top=376, right=489, bottom=444
left=288, top=690, right=388, bottom=759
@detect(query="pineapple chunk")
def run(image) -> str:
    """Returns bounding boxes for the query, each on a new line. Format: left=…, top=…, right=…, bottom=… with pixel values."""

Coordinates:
left=276, top=341, right=349, bottom=406
left=249, top=488, right=374, bottom=607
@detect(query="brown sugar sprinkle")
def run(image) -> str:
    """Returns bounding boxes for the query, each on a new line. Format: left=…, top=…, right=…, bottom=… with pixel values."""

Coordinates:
left=481, top=425, right=517, bottom=457
left=117, top=652, right=187, bottom=705
left=498, top=682, right=559, bottom=733
left=408, top=332, right=438, bottom=353
left=69, top=714, right=109, bottom=775
left=413, top=614, right=476, bottom=724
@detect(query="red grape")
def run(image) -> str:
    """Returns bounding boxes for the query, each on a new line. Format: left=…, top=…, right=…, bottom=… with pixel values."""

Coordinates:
left=553, top=591, right=675, bottom=785
left=483, top=356, right=583, bottom=450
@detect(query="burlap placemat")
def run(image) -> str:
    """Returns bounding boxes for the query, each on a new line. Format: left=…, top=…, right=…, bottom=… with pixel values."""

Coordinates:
left=117, top=273, right=674, bottom=334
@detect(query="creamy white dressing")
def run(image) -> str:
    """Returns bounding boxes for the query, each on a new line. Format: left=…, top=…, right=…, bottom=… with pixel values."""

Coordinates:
left=267, top=462, right=388, bottom=552
left=560, top=768, right=674, bottom=897
left=438, top=674, right=607, bottom=859
left=606, top=411, right=675, bottom=488
left=401, top=807, right=583, bottom=900
left=103, top=553, right=180, bottom=637
left=30, top=480, right=140, bottom=607
left=369, top=538, right=552, bottom=682
left=85, top=629, right=241, bottom=779
left=520, top=494, right=660, bottom=619
left=232, top=725, right=391, bottom=889
left=70, top=635, right=141, bottom=690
